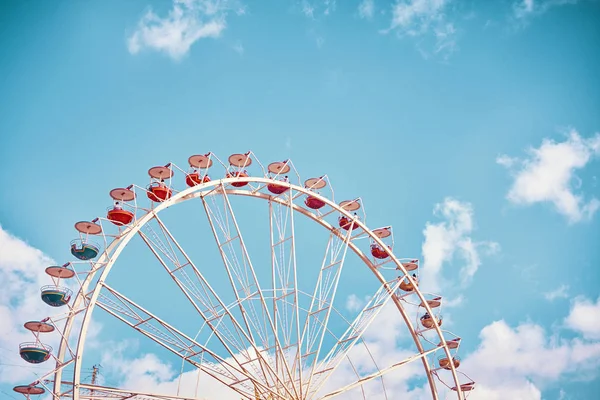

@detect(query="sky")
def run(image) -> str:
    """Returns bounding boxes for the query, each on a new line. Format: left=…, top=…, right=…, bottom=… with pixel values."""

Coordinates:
left=1, top=0, right=600, bottom=399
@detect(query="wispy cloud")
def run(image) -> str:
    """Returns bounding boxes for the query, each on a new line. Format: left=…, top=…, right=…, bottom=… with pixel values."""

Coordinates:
left=300, top=0, right=337, bottom=19
left=497, top=130, right=600, bottom=223
left=544, top=284, right=570, bottom=301
left=306, top=28, right=326, bottom=48
left=316, top=36, right=325, bottom=48
left=232, top=41, right=244, bottom=55
left=128, top=0, right=245, bottom=60
left=298, top=1, right=335, bottom=47
left=444, top=294, right=465, bottom=308
left=389, top=0, right=450, bottom=33
left=383, top=0, right=459, bottom=61
left=426, top=21, right=458, bottom=61
left=358, top=0, right=375, bottom=20
left=512, top=0, right=580, bottom=21
left=301, top=1, right=316, bottom=18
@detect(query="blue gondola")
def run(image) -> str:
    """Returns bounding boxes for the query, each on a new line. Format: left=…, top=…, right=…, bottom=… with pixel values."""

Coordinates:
left=19, top=342, right=52, bottom=364
left=70, top=239, right=100, bottom=260
left=40, top=285, right=72, bottom=307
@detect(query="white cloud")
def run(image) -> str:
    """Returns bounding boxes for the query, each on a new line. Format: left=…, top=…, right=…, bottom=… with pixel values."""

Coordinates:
left=0, top=225, right=103, bottom=391
left=497, top=130, right=600, bottom=223
left=565, top=296, right=600, bottom=340
left=469, top=381, right=542, bottom=400
left=360, top=301, right=411, bottom=348
left=358, top=0, right=375, bottom=20
left=100, top=339, right=240, bottom=399
left=543, top=284, right=569, bottom=301
left=0, top=225, right=57, bottom=384
left=345, top=294, right=366, bottom=312
left=512, top=0, right=580, bottom=20
left=128, top=0, right=244, bottom=60
left=463, top=315, right=600, bottom=398
left=421, top=198, right=499, bottom=292
left=496, top=154, right=518, bottom=168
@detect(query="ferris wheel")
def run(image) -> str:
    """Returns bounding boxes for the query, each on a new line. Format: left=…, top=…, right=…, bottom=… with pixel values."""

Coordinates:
left=13, top=152, right=475, bottom=400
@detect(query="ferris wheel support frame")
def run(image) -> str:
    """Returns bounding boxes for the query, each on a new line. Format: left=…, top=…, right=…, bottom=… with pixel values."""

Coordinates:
left=51, top=176, right=465, bottom=400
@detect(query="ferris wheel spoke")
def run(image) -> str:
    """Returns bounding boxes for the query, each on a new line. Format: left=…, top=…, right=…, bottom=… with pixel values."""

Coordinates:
left=201, top=189, right=300, bottom=398
left=268, top=193, right=304, bottom=397
left=299, top=227, right=353, bottom=395
left=138, top=222, right=252, bottom=358
left=307, top=277, right=402, bottom=397
left=93, top=282, right=285, bottom=400
left=136, top=216, right=287, bottom=393
left=318, top=346, right=440, bottom=400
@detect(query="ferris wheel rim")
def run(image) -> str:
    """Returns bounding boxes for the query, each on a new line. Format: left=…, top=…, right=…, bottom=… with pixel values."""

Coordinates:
left=49, top=175, right=466, bottom=400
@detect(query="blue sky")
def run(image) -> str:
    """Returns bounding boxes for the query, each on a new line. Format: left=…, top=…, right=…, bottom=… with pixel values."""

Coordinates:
left=1, top=0, right=599, bottom=399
